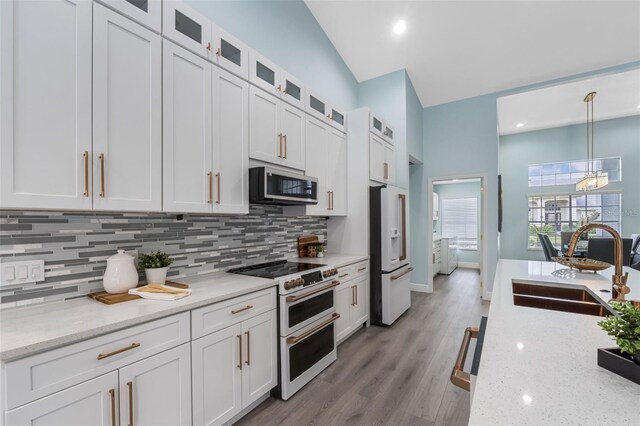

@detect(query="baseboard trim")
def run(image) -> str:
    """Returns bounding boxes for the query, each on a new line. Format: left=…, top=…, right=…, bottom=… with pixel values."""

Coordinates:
left=458, top=262, right=480, bottom=269
left=410, top=283, right=432, bottom=293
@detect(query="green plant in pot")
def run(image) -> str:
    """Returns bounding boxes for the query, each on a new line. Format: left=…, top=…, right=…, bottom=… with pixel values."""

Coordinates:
left=598, top=301, right=640, bottom=365
left=138, top=251, right=173, bottom=285
left=316, top=244, right=325, bottom=258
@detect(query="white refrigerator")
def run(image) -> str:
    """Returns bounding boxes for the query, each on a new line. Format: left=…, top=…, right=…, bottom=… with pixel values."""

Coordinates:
left=370, top=185, right=412, bottom=325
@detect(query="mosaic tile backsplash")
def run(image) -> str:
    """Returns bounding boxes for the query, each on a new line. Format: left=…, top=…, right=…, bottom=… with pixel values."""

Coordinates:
left=0, top=205, right=327, bottom=308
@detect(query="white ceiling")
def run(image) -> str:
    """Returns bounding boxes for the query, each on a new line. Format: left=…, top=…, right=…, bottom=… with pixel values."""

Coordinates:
left=497, top=68, right=640, bottom=136
left=305, top=0, right=640, bottom=107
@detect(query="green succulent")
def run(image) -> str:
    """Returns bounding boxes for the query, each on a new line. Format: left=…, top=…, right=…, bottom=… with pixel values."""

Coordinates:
left=597, top=302, right=640, bottom=356
left=138, top=251, right=173, bottom=269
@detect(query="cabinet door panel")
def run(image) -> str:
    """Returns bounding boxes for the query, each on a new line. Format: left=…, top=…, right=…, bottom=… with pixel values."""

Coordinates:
left=162, top=0, right=212, bottom=60
left=5, top=372, right=118, bottom=426
left=192, top=323, right=243, bottom=426
left=281, top=71, right=305, bottom=110
left=249, top=86, right=280, bottom=164
left=213, top=68, right=249, bottom=214
left=304, top=117, right=329, bottom=215
left=163, top=40, right=212, bottom=213
left=119, top=343, right=192, bottom=426
left=242, top=310, right=278, bottom=408
left=384, top=144, right=396, bottom=185
left=93, top=4, right=161, bottom=211
left=98, top=0, right=161, bottom=32
left=279, top=103, right=306, bottom=171
left=212, top=25, right=249, bottom=80
left=249, top=51, right=280, bottom=96
left=328, top=129, right=347, bottom=216
left=335, top=284, right=353, bottom=343
left=351, top=275, right=369, bottom=326
left=369, top=134, right=386, bottom=183
left=0, top=0, right=92, bottom=210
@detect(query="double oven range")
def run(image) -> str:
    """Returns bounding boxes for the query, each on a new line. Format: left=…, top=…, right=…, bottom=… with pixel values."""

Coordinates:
left=230, top=260, right=340, bottom=400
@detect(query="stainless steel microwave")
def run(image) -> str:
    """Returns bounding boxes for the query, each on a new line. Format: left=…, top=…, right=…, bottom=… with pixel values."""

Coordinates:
left=249, top=167, right=318, bottom=205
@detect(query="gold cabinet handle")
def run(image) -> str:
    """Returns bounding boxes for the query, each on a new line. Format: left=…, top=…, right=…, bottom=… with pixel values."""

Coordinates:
left=216, top=47, right=221, bottom=57
left=277, top=133, right=283, bottom=158
left=82, top=151, right=89, bottom=197
left=338, top=273, right=349, bottom=278
left=216, top=172, right=221, bottom=204
left=283, top=134, right=287, bottom=159
left=276, top=84, right=282, bottom=92
left=206, top=42, right=212, bottom=51
left=383, top=162, right=388, bottom=179
left=450, top=327, right=479, bottom=391
left=237, top=334, right=242, bottom=370
left=327, top=191, right=332, bottom=210
left=357, top=267, right=367, bottom=272
left=109, top=389, right=116, bottom=426
left=355, top=284, right=358, bottom=305
left=287, top=313, right=340, bottom=345
left=127, top=381, right=134, bottom=426
left=351, top=285, right=355, bottom=306
left=285, top=280, right=340, bottom=303
left=399, top=194, right=407, bottom=261
left=207, top=172, right=213, bottom=204
left=331, top=191, right=334, bottom=210
left=390, top=267, right=414, bottom=281
left=245, top=331, right=250, bottom=366
left=99, top=153, right=106, bottom=197
left=231, top=304, right=253, bottom=314
left=97, top=342, right=140, bottom=360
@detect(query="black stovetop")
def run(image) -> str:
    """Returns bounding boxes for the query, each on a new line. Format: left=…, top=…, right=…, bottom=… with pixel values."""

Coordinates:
left=229, top=260, right=325, bottom=279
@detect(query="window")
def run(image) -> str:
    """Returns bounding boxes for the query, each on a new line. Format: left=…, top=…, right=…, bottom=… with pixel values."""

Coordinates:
left=528, top=193, right=622, bottom=249
left=442, top=198, right=478, bottom=250
left=528, top=157, right=621, bottom=187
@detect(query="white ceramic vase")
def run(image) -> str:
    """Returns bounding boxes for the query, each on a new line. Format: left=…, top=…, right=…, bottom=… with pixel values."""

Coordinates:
left=145, top=267, right=168, bottom=285
left=103, top=250, right=139, bottom=294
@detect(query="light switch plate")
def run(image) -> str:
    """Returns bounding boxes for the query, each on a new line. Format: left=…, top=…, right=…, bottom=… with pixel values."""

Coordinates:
left=0, top=260, right=45, bottom=287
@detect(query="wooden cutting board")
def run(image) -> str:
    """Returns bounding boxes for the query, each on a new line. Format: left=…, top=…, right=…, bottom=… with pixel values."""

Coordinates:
left=88, top=281, right=189, bottom=305
left=298, top=235, right=319, bottom=258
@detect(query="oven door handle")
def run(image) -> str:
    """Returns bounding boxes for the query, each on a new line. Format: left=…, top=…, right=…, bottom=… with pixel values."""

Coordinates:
left=285, top=280, right=340, bottom=303
left=286, top=313, right=340, bottom=345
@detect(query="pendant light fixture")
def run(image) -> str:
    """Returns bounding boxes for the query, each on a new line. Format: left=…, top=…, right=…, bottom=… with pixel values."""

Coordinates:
left=575, top=91, right=608, bottom=191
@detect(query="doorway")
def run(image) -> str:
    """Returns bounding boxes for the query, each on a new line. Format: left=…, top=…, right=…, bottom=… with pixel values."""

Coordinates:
left=427, top=174, right=489, bottom=299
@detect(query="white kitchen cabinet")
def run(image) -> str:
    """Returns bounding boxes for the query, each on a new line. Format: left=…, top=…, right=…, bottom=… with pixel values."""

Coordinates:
left=335, top=284, right=354, bottom=342
left=384, top=143, right=396, bottom=185
left=351, top=275, right=369, bottom=327
left=304, top=117, right=347, bottom=216
left=93, top=3, right=162, bottom=211
left=212, top=68, right=249, bottom=214
left=369, top=134, right=386, bottom=183
left=370, top=113, right=393, bottom=145
left=119, top=343, right=192, bottom=426
left=249, top=51, right=281, bottom=97
left=211, top=24, right=249, bottom=79
left=0, top=0, right=93, bottom=210
left=433, top=192, right=440, bottom=220
left=305, top=90, right=347, bottom=132
left=163, top=0, right=212, bottom=60
left=249, top=87, right=306, bottom=171
left=5, top=372, right=118, bottom=426
left=335, top=264, right=369, bottom=344
left=280, top=71, right=306, bottom=110
left=192, top=309, right=277, bottom=426
left=163, top=40, right=213, bottom=213
left=97, top=0, right=162, bottom=32
left=433, top=239, right=442, bottom=277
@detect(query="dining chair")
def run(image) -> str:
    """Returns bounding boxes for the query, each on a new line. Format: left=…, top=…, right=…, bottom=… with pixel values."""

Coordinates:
left=631, top=235, right=640, bottom=270
left=537, top=233, right=558, bottom=262
left=587, top=238, right=633, bottom=267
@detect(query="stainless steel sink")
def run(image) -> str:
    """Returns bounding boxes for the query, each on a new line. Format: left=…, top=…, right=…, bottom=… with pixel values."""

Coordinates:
left=512, top=281, right=614, bottom=317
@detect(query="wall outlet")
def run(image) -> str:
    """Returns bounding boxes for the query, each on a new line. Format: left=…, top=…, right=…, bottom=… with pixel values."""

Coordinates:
left=0, top=260, right=45, bottom=287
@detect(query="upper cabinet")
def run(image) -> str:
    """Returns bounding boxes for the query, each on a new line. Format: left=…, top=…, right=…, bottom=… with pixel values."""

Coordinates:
left=163, top=0, right=212, bottom=60
left=306, top=90, right=347, bottom=133
left=0, top=0, right=93, bottom=210
left=93, top=4, right=162, bottom=212
left=370, top=134, right=395, bottom=185
left=211, top=25, right=249, bottom=79
left=370, top=112, right=393, bottom=145
left=249, top=87, right=306, bottom=171
left=249, top=51, right=308, bottom=111
left=97, top=0, right=162, bottom=32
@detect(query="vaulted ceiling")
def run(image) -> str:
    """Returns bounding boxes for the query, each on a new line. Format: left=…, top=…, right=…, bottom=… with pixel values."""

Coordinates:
left=305, top=1, right=640, bottom=107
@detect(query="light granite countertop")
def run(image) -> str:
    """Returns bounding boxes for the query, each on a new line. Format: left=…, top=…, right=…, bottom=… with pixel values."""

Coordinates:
left=293, top=253, right=368, bottom=269
left=469, top=259, right=640, bottom=425
left=0, top=272, right=277, bottom=361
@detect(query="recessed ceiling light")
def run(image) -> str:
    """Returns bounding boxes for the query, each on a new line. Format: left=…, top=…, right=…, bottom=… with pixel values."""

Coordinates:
left=522, top=394, right=533, bottom=405
left=516, top=123, right=525, bottom=128
left=393, top=20, right=406, bottom=35
left=637, top=104, right=640, bottom=109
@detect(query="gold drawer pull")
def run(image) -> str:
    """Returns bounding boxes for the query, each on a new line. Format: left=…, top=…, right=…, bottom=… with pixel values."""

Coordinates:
left=355, top=284, right=358, bottom=305
left=207, top=172, right=213, bottom=204
left=99, top=153, right=106, bottom=197
left=245, top=331, right=251, bottom=366
left=351, top=285, right=355, bottom=306
left=109, top=389, right=116, bottom=426
left=338, top=273, right=349, bottom=278
left=357, top=267, right=367, bottom=272
left=127, top=381, right=134, bottom=426
left=390, top=267, right=413, bottom=281
left=216, top=172, right=221, bottom=204
left=283, top=134, right=287, bottom=159
left=450, top=327, right=479, bottom=391
left=287, top=313, right=340, bottom=345
left=231, top=304, right=253, bottom=314
left=285, top=280, right=340, bottom=303
left=97, top=343, right=140, bottom=360
left=237, top=334, right=242, bottom=370
left=82, top=151, right=89, bottom=197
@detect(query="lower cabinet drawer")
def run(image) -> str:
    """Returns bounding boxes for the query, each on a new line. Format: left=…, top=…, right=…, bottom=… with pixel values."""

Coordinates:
left=351, top=261, right=369, bottom=279
left=3, top=312, right=190, bottom=410
left=335, top=260, right=368, bottom=284
left=191, top=287, right=277, bottom=339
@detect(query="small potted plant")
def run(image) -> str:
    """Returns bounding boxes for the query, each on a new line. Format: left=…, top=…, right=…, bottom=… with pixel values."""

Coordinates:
left=597, top=301, right=640, bottom=384
left=138, top=251, right=173, bottom=285
left=316, top=244, right=325, bottom=258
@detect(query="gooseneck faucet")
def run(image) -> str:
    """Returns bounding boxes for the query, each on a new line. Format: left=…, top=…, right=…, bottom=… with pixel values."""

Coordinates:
left=566, top=223, right=630, bottom=301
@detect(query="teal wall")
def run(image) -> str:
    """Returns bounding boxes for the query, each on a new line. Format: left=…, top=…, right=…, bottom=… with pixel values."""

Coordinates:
left=433, top=181, right=482, bottom=264
left=406, top=75, right=424, bottom=162
left=187, top=0, right=358, bottom=109
left=499, top=115, right=640, bottom=261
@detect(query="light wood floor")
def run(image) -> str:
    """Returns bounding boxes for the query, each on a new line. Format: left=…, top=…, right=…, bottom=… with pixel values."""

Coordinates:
left=238, top=268, right=490, bottom=426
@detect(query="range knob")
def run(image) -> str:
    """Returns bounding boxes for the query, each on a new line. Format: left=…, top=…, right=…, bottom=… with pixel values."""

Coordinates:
left=296, top=278, right=304, bottom=286
left=284, top=280, right=294, bottom=290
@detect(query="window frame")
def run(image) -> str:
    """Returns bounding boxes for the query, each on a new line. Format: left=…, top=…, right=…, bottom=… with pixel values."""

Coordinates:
left=527, top=156, right=621, bottom=188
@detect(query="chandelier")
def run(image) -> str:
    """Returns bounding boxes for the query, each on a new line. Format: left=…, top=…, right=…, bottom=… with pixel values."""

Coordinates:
left=575, top=91, right=608, bottom=191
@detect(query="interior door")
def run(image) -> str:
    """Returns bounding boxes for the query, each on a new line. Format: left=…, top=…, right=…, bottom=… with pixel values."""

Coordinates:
left=304, top=116, right=329, bottom=215
left=93, top=4, right=162, bottom=211
left=0, top=0, right=93, bottom=210
left=5, top=372, right=118, bottom=426
left=212, top=68, right=249, bottom=214
left=369, top=134, right=386, bottom=183
left=279, top=102, right=306, bottom=171
left=327, top=128, right=347, bottom=216
left=119, top=343, right=192, bottom=426
left=249, top=86, right=280, bottom=164
left=241, top=310, right=278, bottom=408
left=163, top=40, right=212, bottom=213
left=192, top=323, right=243, bottom=426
